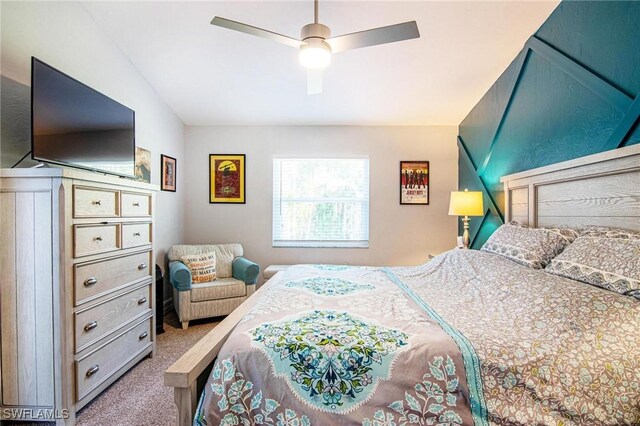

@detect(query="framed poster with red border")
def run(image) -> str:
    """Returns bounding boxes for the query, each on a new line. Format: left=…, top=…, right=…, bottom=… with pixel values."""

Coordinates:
left=400, top=161, right=429, bottom=205
left=209, top=154, right=246, bottom=204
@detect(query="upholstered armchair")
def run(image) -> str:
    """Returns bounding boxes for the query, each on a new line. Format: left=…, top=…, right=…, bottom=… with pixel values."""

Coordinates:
left=168, top=244, right=259, bottom=329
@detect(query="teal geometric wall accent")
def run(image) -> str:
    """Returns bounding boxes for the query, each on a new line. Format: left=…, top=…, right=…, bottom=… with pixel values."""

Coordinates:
left=458, top=1, right=640, bottom=248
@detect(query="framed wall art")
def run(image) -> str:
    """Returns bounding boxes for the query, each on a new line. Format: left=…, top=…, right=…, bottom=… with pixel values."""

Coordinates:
left=160, top=154, right=177, bottom=192
left=209, top=154, right=246, bottom=204
left=400, top=161, right=429, bottom=205
left=135, top=146, right=151, bottom=183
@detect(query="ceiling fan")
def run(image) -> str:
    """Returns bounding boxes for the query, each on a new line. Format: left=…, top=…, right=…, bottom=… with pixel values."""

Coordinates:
left=210, top=0, right=420, bottom=95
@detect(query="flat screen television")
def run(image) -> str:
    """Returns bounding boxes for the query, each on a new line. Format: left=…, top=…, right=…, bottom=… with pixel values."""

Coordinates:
left=31, top=57, right=136, bottom=178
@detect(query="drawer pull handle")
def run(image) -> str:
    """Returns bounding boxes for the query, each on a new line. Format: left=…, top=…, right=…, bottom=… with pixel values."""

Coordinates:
left=84, top=321, right=98, bottom=332
left=133, top=202, right=140, bottom=207
left=133, top=232, right=141, bottom=237
left=84, top=277, right=98, bottom=287
left=138, top=297, right=147, bottom=305
left=138, top=263, right=147, bottom=270
left=95, top=236, right=103, bottom=242
left=86, top=365, right=100, bottom=377
left=139, top=331, right=148, bottom=340
left=92, top=200, right=102, bottom=206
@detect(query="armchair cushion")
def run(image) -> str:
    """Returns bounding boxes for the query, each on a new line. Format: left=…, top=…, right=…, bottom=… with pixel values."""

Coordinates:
left=190, top=278, right=246, bottom=302
left=232, top=257, right=260, bottom=285
left=169, top=261, right=192, bottom=291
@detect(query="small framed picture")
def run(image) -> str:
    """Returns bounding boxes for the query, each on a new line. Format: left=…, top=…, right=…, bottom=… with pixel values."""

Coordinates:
left=209, top=154, right=246, bottom=204
left=160, top=154, right=177, bottom=192
left=400, top=161, right=429, bottom=205
left=135, top=147, right=151, bottom=183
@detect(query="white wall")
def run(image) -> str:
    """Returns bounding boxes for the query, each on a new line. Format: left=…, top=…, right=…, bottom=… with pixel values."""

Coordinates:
left=0, top=2, right=460, bottom=293
left=185, top=126, right=458, bottom=276
left=0, top=1, right=186, bottom=296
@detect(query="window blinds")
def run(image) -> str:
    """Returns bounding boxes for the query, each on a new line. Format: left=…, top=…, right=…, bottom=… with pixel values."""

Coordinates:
left=273, top=158, right=370, bottom=248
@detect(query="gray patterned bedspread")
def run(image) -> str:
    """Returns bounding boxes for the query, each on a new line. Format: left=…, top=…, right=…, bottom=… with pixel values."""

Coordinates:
left=195, top=249, right=640, bottom=425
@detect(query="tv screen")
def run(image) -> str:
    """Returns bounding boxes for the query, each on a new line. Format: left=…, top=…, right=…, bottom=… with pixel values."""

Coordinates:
left=31, top=57, right=135, bottom=178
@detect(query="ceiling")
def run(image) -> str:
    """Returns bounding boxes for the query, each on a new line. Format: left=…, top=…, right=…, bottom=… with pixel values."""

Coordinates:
left=82, top=1, right=559, bottom=126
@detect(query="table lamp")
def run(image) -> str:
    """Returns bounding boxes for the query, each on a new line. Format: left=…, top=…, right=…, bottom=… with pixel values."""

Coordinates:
left=448, top=189, right=484, bottom=249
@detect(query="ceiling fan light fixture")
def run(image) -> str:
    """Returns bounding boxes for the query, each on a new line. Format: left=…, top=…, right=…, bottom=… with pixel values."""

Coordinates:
left=299, top=39, right=331, bottom=69
left=211, top=0, right=420, bottom=94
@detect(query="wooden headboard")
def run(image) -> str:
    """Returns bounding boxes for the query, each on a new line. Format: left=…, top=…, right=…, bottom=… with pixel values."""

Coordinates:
left=500, top=145, right=640, bottom=231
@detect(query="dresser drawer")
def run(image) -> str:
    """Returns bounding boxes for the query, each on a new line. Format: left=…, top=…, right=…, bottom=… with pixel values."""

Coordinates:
left=76, top=317, right=152, bottom=401
left=74, top=186, right=119, bottom=218
left=74, top=224, right=120, bottom=257
left=74, top=285, right=151, bottom=352
left=121, top=192, right=151, bottom=217
left=75, top=251, right=152, bottom=306
left=121, top=223, right=152, bottom=249
left=75, top=284, right=151, bottom=352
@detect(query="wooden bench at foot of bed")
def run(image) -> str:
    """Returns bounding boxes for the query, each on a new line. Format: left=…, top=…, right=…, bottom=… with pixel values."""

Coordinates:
left=164, top=279, right=276, bottom=426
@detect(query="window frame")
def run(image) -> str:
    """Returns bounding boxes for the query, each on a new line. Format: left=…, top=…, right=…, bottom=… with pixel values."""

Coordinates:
left=272, top=156, right=370, bottom=249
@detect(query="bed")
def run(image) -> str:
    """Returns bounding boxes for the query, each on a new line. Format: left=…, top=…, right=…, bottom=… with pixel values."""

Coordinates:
left=165, top=145, right=640, bottom=425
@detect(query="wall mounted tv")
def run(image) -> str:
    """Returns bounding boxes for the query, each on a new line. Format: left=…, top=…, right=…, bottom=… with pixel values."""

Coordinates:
left=31, top=57, right=136, bottom=178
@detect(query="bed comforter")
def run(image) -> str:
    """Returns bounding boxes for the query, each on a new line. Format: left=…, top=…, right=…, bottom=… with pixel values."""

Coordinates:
left=195, top=249, right=640, bottom=425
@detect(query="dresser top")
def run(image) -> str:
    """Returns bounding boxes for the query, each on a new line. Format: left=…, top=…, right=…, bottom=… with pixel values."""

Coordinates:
left=0, top=167, right=159, bottom=191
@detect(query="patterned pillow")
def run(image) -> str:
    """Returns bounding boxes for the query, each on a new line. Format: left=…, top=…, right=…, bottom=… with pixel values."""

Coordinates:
left=624, top=289, right=640, bottom=300
left=578, top=225, right=640, bottom=239
left=481, top=224, right=577, bottom=269
left=545, top=230, right=640, bottom=297
left=181, top=252, right=217, bottom=284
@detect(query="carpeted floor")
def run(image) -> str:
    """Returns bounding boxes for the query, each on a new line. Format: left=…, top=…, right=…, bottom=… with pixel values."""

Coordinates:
left=75, top=313, right=219, bottom=426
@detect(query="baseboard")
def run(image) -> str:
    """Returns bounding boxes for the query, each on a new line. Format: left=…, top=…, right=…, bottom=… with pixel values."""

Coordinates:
left=163, top=298, right=174, bottom=315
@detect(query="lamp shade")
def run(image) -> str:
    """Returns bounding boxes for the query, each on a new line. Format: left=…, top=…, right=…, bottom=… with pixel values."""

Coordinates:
left=448, top=189, right=484, bottom=216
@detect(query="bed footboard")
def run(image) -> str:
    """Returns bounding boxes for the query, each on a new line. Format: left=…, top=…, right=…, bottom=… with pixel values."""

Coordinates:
left=164, top=280, right=273, bottom=426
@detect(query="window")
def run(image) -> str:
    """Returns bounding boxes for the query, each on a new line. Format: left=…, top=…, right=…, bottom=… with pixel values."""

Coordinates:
left=273, top=158, right=369, bottom=248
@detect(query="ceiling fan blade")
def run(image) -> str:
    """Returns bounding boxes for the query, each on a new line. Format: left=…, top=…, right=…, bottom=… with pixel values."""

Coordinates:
left=211, top=16, right=302, bottom=48
left=307, top=69, right=323, bottom=95
left=326, top=21, right=419, bottom=53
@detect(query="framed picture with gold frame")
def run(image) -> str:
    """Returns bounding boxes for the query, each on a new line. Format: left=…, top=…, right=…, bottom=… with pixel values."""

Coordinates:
left=209, top=154, right=245, bottom=204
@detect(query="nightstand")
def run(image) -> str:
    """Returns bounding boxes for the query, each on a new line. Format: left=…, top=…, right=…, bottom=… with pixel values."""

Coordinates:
left=263, top=264, right=292, bottom=283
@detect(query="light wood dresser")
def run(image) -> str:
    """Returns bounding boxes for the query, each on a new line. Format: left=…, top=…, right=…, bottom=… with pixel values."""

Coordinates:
left=0, top=168, right=158, bottom=425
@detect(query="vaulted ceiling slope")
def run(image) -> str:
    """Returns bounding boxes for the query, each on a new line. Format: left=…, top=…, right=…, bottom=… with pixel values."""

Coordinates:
left=82, top=1, right=558, bottom=126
